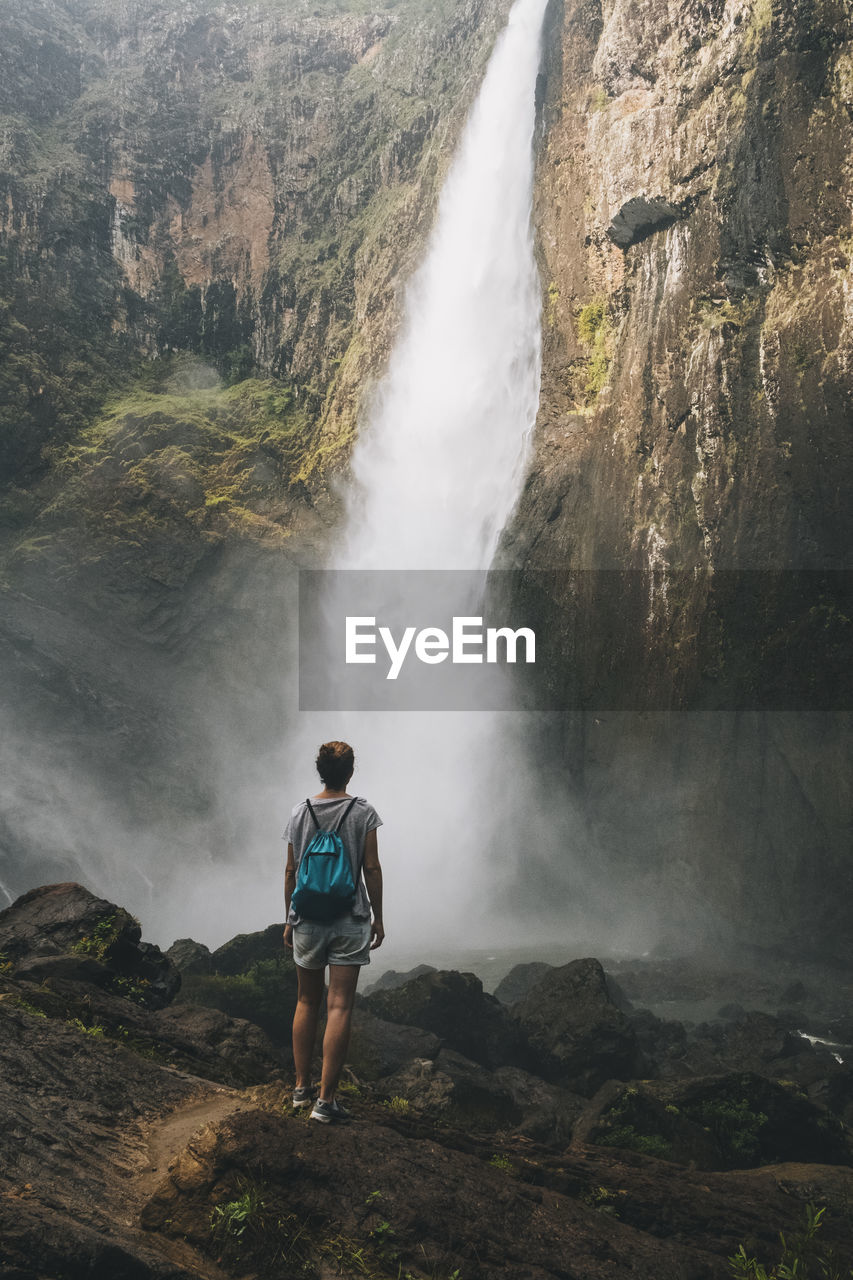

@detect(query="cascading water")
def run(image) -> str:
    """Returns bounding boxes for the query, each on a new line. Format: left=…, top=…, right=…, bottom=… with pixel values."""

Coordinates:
left=340, top=0, right=548, bottom=573
left=270, top=0, right=557, bottom=962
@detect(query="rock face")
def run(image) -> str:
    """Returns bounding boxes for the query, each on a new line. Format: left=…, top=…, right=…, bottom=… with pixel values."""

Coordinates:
left=0, top=0, right=512, bottom=910
left=362, top=968, right=534, bottom=1070
left=574, top=1073, right=853, bottom=1171
left=0, top=883, right=180, bottom=1009
left=497, top=0, right=853, bottom=961
left=514, top=958, right=640, bottom=1094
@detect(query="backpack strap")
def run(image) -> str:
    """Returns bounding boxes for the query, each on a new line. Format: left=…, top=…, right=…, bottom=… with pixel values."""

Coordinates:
left=333, top=796, right=358, bottom=833
left=305, top=799, right=320, bottom=830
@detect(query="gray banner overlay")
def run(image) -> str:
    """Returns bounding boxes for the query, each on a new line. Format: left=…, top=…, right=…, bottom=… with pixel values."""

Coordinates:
left=298, top=570, right=853, bottom=711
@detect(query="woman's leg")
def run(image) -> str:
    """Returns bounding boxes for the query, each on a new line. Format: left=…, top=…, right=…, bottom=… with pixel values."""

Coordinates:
left=292, top=964, right=326, bottom=1088
left=319, top=964, right=360, bottom=1102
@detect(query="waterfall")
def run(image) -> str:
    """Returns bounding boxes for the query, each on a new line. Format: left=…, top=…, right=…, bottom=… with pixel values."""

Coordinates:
left=283, top=0, right=553, bottom=961
left=340, top=0, right=547, bottom=572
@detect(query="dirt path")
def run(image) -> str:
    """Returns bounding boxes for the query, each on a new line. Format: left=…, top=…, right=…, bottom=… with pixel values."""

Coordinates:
left=122, top=1079, right=261, bottom=1280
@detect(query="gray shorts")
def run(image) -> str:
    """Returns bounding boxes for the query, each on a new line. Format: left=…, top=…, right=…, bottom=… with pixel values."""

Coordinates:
left=292, top=914, right=372, bottom=969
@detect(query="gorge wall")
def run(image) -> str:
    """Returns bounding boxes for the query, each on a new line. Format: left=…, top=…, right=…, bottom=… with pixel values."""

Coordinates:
left=500, top=0, right=853, bottom=958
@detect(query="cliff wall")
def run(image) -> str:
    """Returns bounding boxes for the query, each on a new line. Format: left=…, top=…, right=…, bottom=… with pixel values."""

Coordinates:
left=501, top=0, right=853, bottom=957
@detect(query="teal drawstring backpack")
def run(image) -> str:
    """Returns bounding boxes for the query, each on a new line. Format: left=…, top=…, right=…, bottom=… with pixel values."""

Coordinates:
left=291, top=797, right=360, bottom=922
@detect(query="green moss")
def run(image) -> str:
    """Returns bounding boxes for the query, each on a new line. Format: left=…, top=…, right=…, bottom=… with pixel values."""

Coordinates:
left=696, top=296, right=760, bottom=332
left=575, top=296, right=612, bottom=401
left=546, top=280, right=560, bottom=328
left=597, top=1126, right=672, bottom=1159
left=22, top=362, right=324, bottom=562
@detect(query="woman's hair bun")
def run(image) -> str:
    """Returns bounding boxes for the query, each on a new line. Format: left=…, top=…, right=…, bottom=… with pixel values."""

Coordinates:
left=316, top=741, right=354, bottom=789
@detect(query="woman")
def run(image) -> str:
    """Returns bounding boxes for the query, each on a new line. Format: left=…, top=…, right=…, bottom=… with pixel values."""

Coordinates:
left=283, top=740, right=384, bottom=1123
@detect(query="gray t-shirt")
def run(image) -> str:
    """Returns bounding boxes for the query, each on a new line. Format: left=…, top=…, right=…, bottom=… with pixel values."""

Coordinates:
left=283, top=795, right=382, bottom=924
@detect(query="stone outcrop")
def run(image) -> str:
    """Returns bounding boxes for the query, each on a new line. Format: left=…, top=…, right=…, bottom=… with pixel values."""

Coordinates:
left=362, top=968, right=535, bottom=1071
left=513, top=958, right=641, bottom=1094
left=0, top=882, right=180, bottom=1009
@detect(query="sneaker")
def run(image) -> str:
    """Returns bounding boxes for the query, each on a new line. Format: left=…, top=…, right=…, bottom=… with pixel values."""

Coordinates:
left=310, top=1097, right=351, bottom=1124
left=292, top=1085, right=317, bottom=1109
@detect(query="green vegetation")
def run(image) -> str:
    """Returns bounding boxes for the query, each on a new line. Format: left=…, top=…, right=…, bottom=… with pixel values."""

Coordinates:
left=597, top=1125, right=672, bottom=1159
left=546, top=280, right=560, bottom=328
left=180, top=955, right=297, bottom=1045
left=730, top=1203, right=853, bottom=1280
left=488, top=1153, right=515, bottom=1173
left=67, top=1017, right=106, bottom=1038
left=594, top=1087, right=674, bottom=1160
left=575, top=296, right=612, bottom=400
left=685, top=1094, right=768, bottom=1166
left=13, top=998, right=48, bottom=1019
left=73, top=914, right=120, bottom=961
left=382, top=1096, right=411, bottom=1116
left=0, top=952, right=12, bottom=974
left=696, top=295, right=760, bottom=332
left=110, top=976, right=151, bottom=1006
left=211, top=1181, right=268, bottom=1242
left=207, top=1175, right=444, bottom=1278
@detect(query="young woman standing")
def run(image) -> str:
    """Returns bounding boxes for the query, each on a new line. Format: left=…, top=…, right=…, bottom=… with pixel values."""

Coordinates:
left=283, top=740, right=384, bottom=1123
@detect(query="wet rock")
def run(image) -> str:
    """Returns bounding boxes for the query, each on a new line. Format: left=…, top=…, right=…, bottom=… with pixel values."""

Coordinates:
left=491, top=1065, right=588, bottom=1146
left=686, top=1011, right=821, bottom=1077
left=348, top=1008, right=441, bottom=1079
left=362, top=969, right=533, bottom=1071
left=210, top=922, right=287, bottom=975
left=605, top=194, right=686, bottom=248
left=379, top=1048, right=524, bottom=1131
left=493, top=960, right=553, bottom=1004
left=166, top=937, right=213, bottom=976
left=628, top=1008, right=689, bottom=1077
left=366, top=962, right=437, bottom=993
left=575, top=1073, right=853, bottom=1171
left=0, top=883, right=180, bottom=1009
left=514, top=958, right=641, bottom=1094
left=156, top=1005, right=283, bottom=1082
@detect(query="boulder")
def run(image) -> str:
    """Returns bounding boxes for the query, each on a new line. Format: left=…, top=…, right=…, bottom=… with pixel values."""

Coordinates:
left=0, top=883, right=180, bottom=1009
left=210, top=922, right=287, bottom=975
left=493, top=961, right=553, bottom=1005
left=685, top=1011, right=826, bottom=1077
left=574, top=1073, right=853, bottom=1171
left=514, top=958, right=641, bottom=1094
left=166, top=937, right=213, bottom=976
left=491, top=1065, right=588, bottom=1146
left=379, top=1048, right=523, bottom=1131
left=366, top=963, right=437, bottom=993
left=348, top=1008, right=441, bottom=1079
left=362, top=969, right=533, bottom=1070
left=629, top=1008, right=689, bottom=1077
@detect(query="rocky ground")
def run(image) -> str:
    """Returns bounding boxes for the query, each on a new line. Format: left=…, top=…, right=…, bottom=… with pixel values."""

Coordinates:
left=1, top=884, right=852, bottom=1280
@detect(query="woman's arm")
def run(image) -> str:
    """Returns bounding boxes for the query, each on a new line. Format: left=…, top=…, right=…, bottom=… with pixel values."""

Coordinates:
left=283, top=842, right=296, bottom=949
left=362, top=828, right=384, bottom=949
